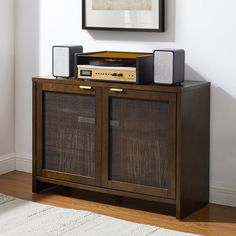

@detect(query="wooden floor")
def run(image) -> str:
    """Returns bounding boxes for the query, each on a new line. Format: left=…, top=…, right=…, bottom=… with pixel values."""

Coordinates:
left=0, top=171, right=235, bottom=236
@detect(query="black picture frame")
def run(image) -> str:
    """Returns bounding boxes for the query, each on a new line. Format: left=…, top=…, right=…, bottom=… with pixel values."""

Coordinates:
left=82, top=0, right=165, bottom=32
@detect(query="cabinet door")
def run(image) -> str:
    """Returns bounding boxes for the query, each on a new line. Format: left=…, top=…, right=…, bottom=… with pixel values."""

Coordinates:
left=34, top=83, right=101, bottom=186
left=102, top=88, right=176, bottom=199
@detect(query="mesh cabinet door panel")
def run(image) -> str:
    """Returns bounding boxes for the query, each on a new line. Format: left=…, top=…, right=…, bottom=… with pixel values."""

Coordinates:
left=109, top=98, right=169, bottom=188
left=44, top=92, right=96, bottom=178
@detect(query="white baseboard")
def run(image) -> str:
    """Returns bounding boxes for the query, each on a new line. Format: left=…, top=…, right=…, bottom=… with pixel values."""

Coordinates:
left=0, top=153, right=16, bottom=175
left=210, top=185, right=236, bottom=207
left=15, top=153, right=32, bottom=173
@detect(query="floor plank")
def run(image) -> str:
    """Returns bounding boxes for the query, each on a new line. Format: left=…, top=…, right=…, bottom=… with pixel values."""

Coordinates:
left=0, top=171, right=235, bottom=236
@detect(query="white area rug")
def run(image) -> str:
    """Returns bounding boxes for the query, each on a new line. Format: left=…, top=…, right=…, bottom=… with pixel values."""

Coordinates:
left=0, top=193, right=198, bottom=236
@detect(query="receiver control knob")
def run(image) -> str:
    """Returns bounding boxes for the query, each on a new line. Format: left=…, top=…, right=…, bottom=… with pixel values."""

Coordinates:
left=118, top=73, right=123, bottom=77
left=112, top=73, right=118, bottom=76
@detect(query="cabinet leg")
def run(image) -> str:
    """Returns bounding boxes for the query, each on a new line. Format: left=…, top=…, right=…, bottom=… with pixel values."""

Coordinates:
left=176, top=202, right=209, bottom=220
left=116, top=196, right=123, bottom=205
left=33, top=180, right=56, bottom=194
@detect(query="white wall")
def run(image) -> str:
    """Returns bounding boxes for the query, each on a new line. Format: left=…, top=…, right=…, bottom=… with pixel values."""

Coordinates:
left=0, top=0, right=15, bottom=174
left=15, top=0, right=236, bottom=206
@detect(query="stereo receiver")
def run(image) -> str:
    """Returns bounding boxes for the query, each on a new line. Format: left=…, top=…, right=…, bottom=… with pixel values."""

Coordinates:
left=75, top=51, right=153, bottom=84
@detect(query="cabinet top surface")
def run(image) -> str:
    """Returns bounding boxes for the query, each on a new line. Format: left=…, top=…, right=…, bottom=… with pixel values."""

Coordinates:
left=32, top=76, right=210, bottom=92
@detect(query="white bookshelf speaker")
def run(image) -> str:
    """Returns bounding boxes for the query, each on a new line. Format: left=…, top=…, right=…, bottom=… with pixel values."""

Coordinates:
left=52, top=45, right=83, bottom=78
left=154, top=49, right=185, bottom=85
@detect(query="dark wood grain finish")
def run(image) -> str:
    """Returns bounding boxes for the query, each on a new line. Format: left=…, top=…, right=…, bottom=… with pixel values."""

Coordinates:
left=95, top=88, right=102, bottom=185
left=32, top=77, right=208, bottom=93
left=32, top=81, right=37, bottom=192
left=33, top=82, right=55, bottom=193
left=167, top=94, right=177, bottom=199
left=41, top=170, right=96, bottom=186
left=36, top=83, right=43, bottom=176
left=176, top=85, right=210, bottom=219
left=32, top=76, right=210, bottom=219
left=36, top=176, right=176, bottom=205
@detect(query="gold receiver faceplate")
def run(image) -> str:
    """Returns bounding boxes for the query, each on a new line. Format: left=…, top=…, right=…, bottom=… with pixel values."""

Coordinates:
left=77, top=65, right=136, bottom=83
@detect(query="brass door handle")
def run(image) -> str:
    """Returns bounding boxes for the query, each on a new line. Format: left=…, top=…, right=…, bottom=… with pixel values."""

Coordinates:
left=110, top=88, right=124, bottom=93
left=79, top=86, right=93, bottom=90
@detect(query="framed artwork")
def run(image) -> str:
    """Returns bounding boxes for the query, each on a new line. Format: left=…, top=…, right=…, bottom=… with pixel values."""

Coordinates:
left=82, top=0, right=165, bottom=32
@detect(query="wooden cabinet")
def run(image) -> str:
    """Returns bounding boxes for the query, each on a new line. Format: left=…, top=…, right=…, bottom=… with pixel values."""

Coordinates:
left=33, top=77, right=210, bottom=219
